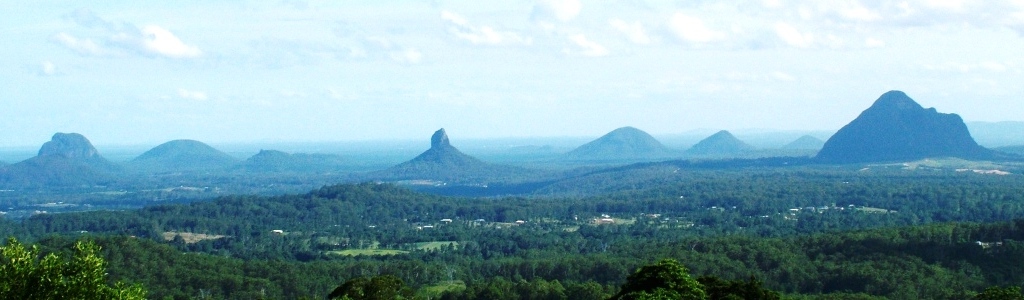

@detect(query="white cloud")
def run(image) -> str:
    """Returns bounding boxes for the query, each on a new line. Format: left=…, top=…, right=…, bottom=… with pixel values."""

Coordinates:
left=668, top=13, right=724, bottom=43
left=139, top=25, right=202, bottom=58
left=921, top=0, right=967, bottom=11
left=922, top=61, right=1010, bottom=73
left=59, top=10, right=202, bottom=59
left=762, top=0, right=784, bottom=8
left=565, top=34, right=609, bottom=57
left=391, top=48, right=422, bottom=64
left=865, top=37, right=886, bottom=47
left=609, top=19, right=651, bottom=44
left=836, top=1, right=882, bottom=21
left=40, top=61, right=57, bottom=76
left=441, top=11, right=531, bottom=46
left=53, top=33, right=107, bottom=56
left=774, top=23, right=813, bottom=48
left=177, top=89, right=208, bottom=100
left=533, top=0, right=582, bottom=22
left=771, top=71, right=796, bottom=81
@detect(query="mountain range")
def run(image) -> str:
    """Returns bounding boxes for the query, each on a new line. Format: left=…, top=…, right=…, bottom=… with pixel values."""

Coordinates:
left=2, top=90, right=1020, bottom=188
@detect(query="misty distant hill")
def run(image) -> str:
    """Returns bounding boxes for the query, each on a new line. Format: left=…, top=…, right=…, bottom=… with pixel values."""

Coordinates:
left=130, top=140, right=238, bottom=173
left=376, top=128, right=528, bottom=182
left=241, top=150, right=346, bottom=173
left=566, top=126, right=674, bottom=161
left=0, top=133, right=121, bottom=188
left=782, top=135, right=826, bottom=150
left=686, top=130, right=756, bottom=156
left=967, top=121, right=1024, bottom=147
left=816, top=91, right=998, bottom=164
left=995, top=145, right=1024, bottom=156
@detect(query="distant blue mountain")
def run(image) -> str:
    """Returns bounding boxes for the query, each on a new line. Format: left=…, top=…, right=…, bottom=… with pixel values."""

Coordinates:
left=0, top=133, right=121, bottom=188
left=130, top=139, right=238, bottom=172
left=782, top=135, right=825, bottom=150
left=816, top=91, right=998, bottom=163
left=566, top=126, right=674, bottom=160
left=380, top=128, right=524, bottom=182
left=242, top=150, right=346, bottom=173
left=686, top=130, right=755, bottom=155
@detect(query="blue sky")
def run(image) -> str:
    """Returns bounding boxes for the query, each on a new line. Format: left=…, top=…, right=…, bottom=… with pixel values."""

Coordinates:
left=2, top=0, right=1023, bottom=147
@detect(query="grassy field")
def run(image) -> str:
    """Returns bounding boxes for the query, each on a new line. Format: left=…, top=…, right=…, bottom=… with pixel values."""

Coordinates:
left=418, top=281, right=466, bottom=298
left=162, top=231, right=227, bottom=244
left=327, top=249, right=410, bottom=256
left=324, top=240, right=459, bottom=256
left=411, top=241, right=459, bottom=251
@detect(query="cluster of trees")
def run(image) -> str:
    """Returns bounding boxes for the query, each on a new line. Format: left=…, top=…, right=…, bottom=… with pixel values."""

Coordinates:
left=0, top=237, right=145, bottom=299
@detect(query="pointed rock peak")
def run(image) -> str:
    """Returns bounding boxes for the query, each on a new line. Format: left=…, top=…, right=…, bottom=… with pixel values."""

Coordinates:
left=869, top=90, right=924, bottom=112
left=431, top=128, right=451, bottom=149
left=38, top=132, right=99, bottom=158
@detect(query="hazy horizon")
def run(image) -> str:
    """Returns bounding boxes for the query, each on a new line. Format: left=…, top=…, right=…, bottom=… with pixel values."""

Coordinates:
left=3, top=1, right=1023, bottom=148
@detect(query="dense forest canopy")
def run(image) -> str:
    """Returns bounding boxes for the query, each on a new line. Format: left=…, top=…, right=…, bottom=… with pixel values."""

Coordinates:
left=3, top=165, right=1024, bottom=299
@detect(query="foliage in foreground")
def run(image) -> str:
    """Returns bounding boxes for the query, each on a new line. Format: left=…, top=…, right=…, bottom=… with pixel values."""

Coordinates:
left=0, top=237, right=146, bottom=300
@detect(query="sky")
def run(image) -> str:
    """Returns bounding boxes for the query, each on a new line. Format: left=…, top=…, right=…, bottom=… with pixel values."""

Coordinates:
left=2, top=0, right=1024, bottom=148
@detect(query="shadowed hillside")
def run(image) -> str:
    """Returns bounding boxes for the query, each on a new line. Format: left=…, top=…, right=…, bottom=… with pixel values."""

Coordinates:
left=817, top=91, right=998, bottom=163
left=0, top=133, right=121, bottom=188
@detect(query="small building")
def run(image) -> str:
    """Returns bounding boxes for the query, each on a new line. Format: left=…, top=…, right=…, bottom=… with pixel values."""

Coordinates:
left=271, top=230, right=284, bottom=235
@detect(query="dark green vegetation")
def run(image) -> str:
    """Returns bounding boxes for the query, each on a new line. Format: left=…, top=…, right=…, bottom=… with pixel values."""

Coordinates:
left=0, top=237, right=146, bottom=299
left=3, top=166, right=1024, bottom=299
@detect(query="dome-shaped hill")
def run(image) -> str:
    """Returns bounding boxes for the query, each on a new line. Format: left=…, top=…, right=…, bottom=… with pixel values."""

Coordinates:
left=686, top=130, right=755, bottom=156
left=131, top=139, right=238, bottom=172
left=566, top=127, right=674, bottom=160
left=0, top=132, right=120, bottom=188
